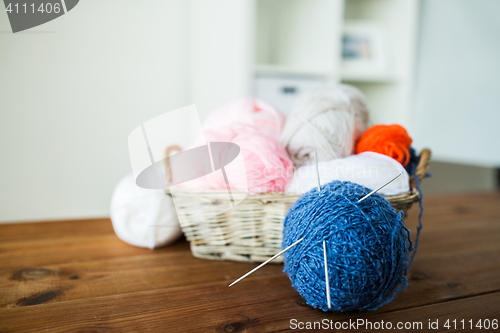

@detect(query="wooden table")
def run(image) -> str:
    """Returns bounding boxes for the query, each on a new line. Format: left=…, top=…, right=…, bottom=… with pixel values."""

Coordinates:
left=1, top=193, right=500, bottom=332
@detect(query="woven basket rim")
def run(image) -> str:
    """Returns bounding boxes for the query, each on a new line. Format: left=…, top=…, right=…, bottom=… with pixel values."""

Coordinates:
left=165, top=186, right=418, bottom=201
left=164, top=148, right=430, bottom=205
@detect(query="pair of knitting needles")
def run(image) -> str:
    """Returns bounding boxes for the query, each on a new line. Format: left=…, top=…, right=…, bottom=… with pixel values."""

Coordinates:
left=229, top=149, right=402, bottom=308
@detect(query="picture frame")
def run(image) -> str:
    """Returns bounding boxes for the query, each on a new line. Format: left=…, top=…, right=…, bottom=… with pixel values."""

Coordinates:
left=341, top=21, right=389, bottom=76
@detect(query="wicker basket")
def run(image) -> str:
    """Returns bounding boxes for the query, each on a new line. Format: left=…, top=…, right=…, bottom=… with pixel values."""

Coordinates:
left=165, top=148, right=431, bottom=263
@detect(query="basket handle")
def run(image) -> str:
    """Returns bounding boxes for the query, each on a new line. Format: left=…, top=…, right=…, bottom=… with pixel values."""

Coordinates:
left=411, top=148, right=431, bottom=188
left=163, top=145, right=183, bottom=184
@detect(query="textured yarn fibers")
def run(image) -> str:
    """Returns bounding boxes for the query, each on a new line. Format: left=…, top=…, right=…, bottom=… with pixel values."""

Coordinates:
left=356, top=124, right=413, bottom=167
left=202, top=97, right=285, bottom=140
left=179, top=124, right=293, bottom=194
left=280, top=85, right=370, bottom=168
left=282, top=181, right=412, bottom=312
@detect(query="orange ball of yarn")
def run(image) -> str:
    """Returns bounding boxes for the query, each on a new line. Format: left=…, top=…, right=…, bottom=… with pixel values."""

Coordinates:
left=356, top=124, right=413, bottom=167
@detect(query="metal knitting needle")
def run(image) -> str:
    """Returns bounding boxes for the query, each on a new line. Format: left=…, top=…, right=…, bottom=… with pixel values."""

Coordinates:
left=314, top=149, right=330, bottom=308
left=229, top=151, right=320, bottom=287
left=357, top=173, right=402, bottom=203
left=323, top=240, right=331, bottom=309
left=229, top=237, right=304, bottom=287
left=314, top=149, right=321, bottom=191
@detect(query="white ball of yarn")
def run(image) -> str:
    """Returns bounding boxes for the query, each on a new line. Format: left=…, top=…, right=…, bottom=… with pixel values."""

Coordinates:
left=280, top=84, right=370, bottom=168
left=110, top=174, right=182, bottom=249
left=286, top=152, right=410, bottom=196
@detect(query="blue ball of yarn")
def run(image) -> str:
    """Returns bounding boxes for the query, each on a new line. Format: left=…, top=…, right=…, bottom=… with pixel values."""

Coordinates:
left=282, top=180, right=412, bottom=312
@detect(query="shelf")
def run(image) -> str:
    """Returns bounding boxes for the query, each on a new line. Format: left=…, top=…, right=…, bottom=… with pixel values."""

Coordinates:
left=255, top=0, right=343, bottom=76
left=340, top=71, right=399, bottom=83
left=251, top=0, right=419, bottom=128
left=255, top=64, right=399, bottom=84
left=254, top=64, right=331, bottom=78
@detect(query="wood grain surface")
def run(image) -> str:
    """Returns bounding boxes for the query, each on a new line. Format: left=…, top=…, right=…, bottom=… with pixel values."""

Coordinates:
left=0, top=193, right=499, bottom=332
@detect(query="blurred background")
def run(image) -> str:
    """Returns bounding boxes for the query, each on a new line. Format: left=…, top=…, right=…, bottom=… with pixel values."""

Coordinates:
left=1, top=0, right=499, bottom=223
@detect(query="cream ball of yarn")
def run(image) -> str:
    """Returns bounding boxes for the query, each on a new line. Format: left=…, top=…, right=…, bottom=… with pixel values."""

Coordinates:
left=280, top=84, right=370, bottom=168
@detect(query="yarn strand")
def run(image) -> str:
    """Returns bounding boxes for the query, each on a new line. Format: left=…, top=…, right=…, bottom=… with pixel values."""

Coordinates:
left=408, top=167, right=424, bottom=267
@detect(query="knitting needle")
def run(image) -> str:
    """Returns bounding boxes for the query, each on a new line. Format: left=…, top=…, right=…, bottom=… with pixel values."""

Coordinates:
left=315, top=150, right=331, bottom=308
left=314, top=149, right=321, bottom=191
left=315, top=149, right=330, bottom=308
left=229, top=237, right=304, bottom=287
left=323, top=240, right=331, bottom=309
left=357, top=173, right=402, bottom=203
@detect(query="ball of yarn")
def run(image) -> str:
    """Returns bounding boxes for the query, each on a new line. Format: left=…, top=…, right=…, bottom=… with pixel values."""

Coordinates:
left=179, top=124, right=293, bottom=194
left=280, top=85, right=370, bottom=168
left=202, top=98, right=285, bottom=139
left=286, top=152, right=410, bottom=196
left=283, top=181, right=412, bottom=311
left=110, top=174, right=182, bottom=249
left=356, top=124, right=413, bottom=167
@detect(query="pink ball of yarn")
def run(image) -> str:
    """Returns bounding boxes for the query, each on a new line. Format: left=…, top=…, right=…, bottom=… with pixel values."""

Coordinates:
left=202, top=98, right=285, bottom=139
left=180, top=124, right=293, bottom=194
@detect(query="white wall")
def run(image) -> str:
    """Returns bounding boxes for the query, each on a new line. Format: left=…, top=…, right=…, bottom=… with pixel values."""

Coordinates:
left=188, top=0, right=254, bottom=117
left=0, top=0, right=191, bottom=222
left=414, top=0, right=500, bottom=167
